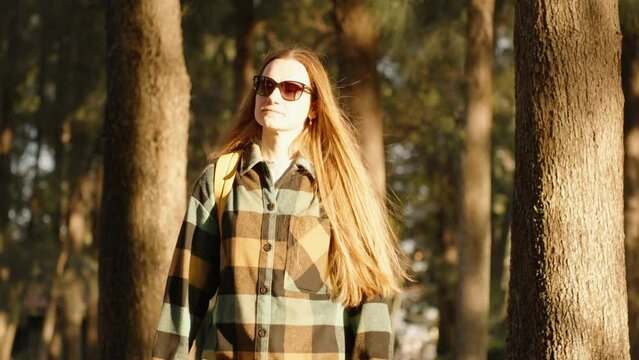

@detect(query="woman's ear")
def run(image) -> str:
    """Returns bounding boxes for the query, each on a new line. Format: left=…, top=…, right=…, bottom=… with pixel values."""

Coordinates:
left=308, top=103, right=317, bottom=120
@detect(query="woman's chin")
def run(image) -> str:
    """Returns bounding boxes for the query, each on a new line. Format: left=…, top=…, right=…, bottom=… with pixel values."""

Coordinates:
left=260, top=118, right=293, bottom=132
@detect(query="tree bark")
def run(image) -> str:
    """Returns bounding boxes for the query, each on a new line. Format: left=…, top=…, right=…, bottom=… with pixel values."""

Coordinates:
left=457, top=0, right=494, bottom=359
left=333, top=0, right=386, bottom=195
left=508, top=0, right=630, bottom=358
left=622, top=28, right=639, bottom=360
left=100, top=0, right=190, bottom=358
left=232, top=0, right=255, bottom=110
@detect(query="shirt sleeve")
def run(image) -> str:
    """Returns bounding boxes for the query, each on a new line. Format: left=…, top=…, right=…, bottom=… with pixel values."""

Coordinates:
left=152, top=165, right=220, bottom=360
left=347, top=297, right=394, bottom=360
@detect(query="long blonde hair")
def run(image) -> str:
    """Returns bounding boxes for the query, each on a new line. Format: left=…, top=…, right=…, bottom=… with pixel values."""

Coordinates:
left=212, top=47, right=410, bottom=307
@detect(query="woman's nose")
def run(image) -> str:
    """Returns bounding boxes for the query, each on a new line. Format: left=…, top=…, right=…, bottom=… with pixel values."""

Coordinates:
left=266, top=86, right=284, bottom=102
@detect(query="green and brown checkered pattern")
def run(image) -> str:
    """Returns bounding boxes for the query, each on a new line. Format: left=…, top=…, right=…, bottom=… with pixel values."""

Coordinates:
left=152, top=143, right=392, bottom=360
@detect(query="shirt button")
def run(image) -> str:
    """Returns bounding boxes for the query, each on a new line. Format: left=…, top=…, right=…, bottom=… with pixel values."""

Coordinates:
left=259, top=286, right=269, bottom=295
left=267, top=203, right=274, bottom=211
left=263, top=243, right=272, bottom=252
left=258, top=329, right=267, bottom=337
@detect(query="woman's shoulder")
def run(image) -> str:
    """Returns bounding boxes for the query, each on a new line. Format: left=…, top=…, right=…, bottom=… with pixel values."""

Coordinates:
left=190, top=150, right=243, bottom=197
left=188, top=162, right=216, bottom=203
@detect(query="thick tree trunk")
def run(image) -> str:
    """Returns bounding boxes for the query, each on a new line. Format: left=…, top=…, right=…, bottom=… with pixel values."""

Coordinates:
left=100, top=0, right=190, bottom=358
left=333, top=0, right=385, bottom=195
left=508, top=1, right=629, bottom=358
left=622, top=29, right=639, bottom=360
left=232, top=0, right=255, bottom=110
left=457, top=0, right=494, bottom=359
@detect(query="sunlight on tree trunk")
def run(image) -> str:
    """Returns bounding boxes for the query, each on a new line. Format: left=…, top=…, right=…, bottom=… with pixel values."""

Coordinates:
left=508, top=0, right=630, bottom=358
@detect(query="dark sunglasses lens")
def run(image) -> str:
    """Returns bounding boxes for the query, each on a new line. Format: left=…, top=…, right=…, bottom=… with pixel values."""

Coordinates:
left=255, top=77, right=275, bottom=96
left=280, top=82, right=303, bottom=100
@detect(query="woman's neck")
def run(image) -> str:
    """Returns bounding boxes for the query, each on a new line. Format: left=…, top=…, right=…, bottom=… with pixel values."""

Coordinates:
left=260, top=128, right=299, bottom=162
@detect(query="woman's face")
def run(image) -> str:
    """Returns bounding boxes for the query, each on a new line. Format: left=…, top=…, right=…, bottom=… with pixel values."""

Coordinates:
left=254, top=58, right=313, bottom=135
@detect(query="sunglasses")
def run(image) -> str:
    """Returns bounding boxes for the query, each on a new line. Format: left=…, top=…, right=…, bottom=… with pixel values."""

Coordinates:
left=253, top=75, right=313, bottom=101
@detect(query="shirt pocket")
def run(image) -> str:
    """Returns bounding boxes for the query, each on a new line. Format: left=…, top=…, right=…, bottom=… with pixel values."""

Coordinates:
left=284, top=215, right=331, bottom=294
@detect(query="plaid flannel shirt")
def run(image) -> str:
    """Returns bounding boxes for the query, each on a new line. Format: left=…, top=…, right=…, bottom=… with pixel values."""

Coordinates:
left=152, top=143, right=392, bottom=360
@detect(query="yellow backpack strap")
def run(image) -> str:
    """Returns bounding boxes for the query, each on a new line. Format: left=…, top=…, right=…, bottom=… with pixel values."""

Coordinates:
left=213, top=152, right=241, bottom=235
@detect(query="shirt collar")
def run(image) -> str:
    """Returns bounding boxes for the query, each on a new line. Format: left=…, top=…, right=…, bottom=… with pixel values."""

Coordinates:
left=238, top=142, right=316, bottom=180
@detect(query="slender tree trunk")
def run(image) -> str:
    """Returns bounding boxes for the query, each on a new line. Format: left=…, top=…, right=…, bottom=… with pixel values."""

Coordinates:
left=100, top=0, right=190, bottom=358
left=622, top=29, right=639, bottom=360
left=87, top=158, right=102, bottom=360
left=435, top=208, right=457, bottom=357
left=61, top=266, right=84, bottom=360
left=457, top=0, right=494, bottom=359
left=0, top=282, right=24, bottom=360
left=232, top=0, right=255, bottom=110
left=86, top=299, right=98, bottom=359
left=61, top=173, right=93, bottom=360
left=0, top=8, right=20, bottom=355
left=38, top=248, right=68, bottom=360
left=508, top=0, right=629, bottom=358
left=491, top=191, right=513, bottom=323
left=333, top=0, right=385, bottom=195
left=0, top=3, right=21, bottom=234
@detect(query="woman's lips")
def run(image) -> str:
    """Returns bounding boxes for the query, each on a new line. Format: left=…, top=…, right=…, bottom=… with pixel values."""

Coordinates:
left=261, top=106, right=283, bottom=115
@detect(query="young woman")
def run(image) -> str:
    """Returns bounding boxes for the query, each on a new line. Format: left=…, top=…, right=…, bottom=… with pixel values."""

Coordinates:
left=152, top=48, right=410, bottom=359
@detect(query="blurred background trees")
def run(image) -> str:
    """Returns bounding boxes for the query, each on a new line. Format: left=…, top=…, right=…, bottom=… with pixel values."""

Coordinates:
left=0, top=0, right=636, bottom=359
left=622, top=0, right=639, bottom=358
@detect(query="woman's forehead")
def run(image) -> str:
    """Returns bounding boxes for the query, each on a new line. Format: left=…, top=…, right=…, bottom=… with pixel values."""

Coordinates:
left=262, top=58, right=310, bottom=84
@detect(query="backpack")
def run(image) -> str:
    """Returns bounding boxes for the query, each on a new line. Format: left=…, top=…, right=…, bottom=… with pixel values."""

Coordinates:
left=213, top=151, right=241, bottom=234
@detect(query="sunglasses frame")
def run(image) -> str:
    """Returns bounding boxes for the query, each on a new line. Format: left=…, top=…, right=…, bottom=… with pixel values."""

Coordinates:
left=253, top=75, right=313, bottom=101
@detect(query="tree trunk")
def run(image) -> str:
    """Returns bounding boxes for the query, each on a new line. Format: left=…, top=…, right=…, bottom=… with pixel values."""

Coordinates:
left=85, top=299, right=99, bottom=360
left=61, top=265, right=84, bottom=360
left=100, top=0, right=190, bottom=358
left=622, top=28, right=639, bottom=360
left=61, top=173, right=93, bottom=360
left=0, top=282, right=24, bottom=360
left=0, top=2, right=21, bottom=234
left=508, top=1, right=629, bottom=358
left=333, top=0, right=385, bottom=195
left=232, top=0, right=255, bottom=110
left=435, top=208, right=457, bottom=357
left=38, top=248, right=68, bottom=360
left=457, top=0, right=494, bottom=359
